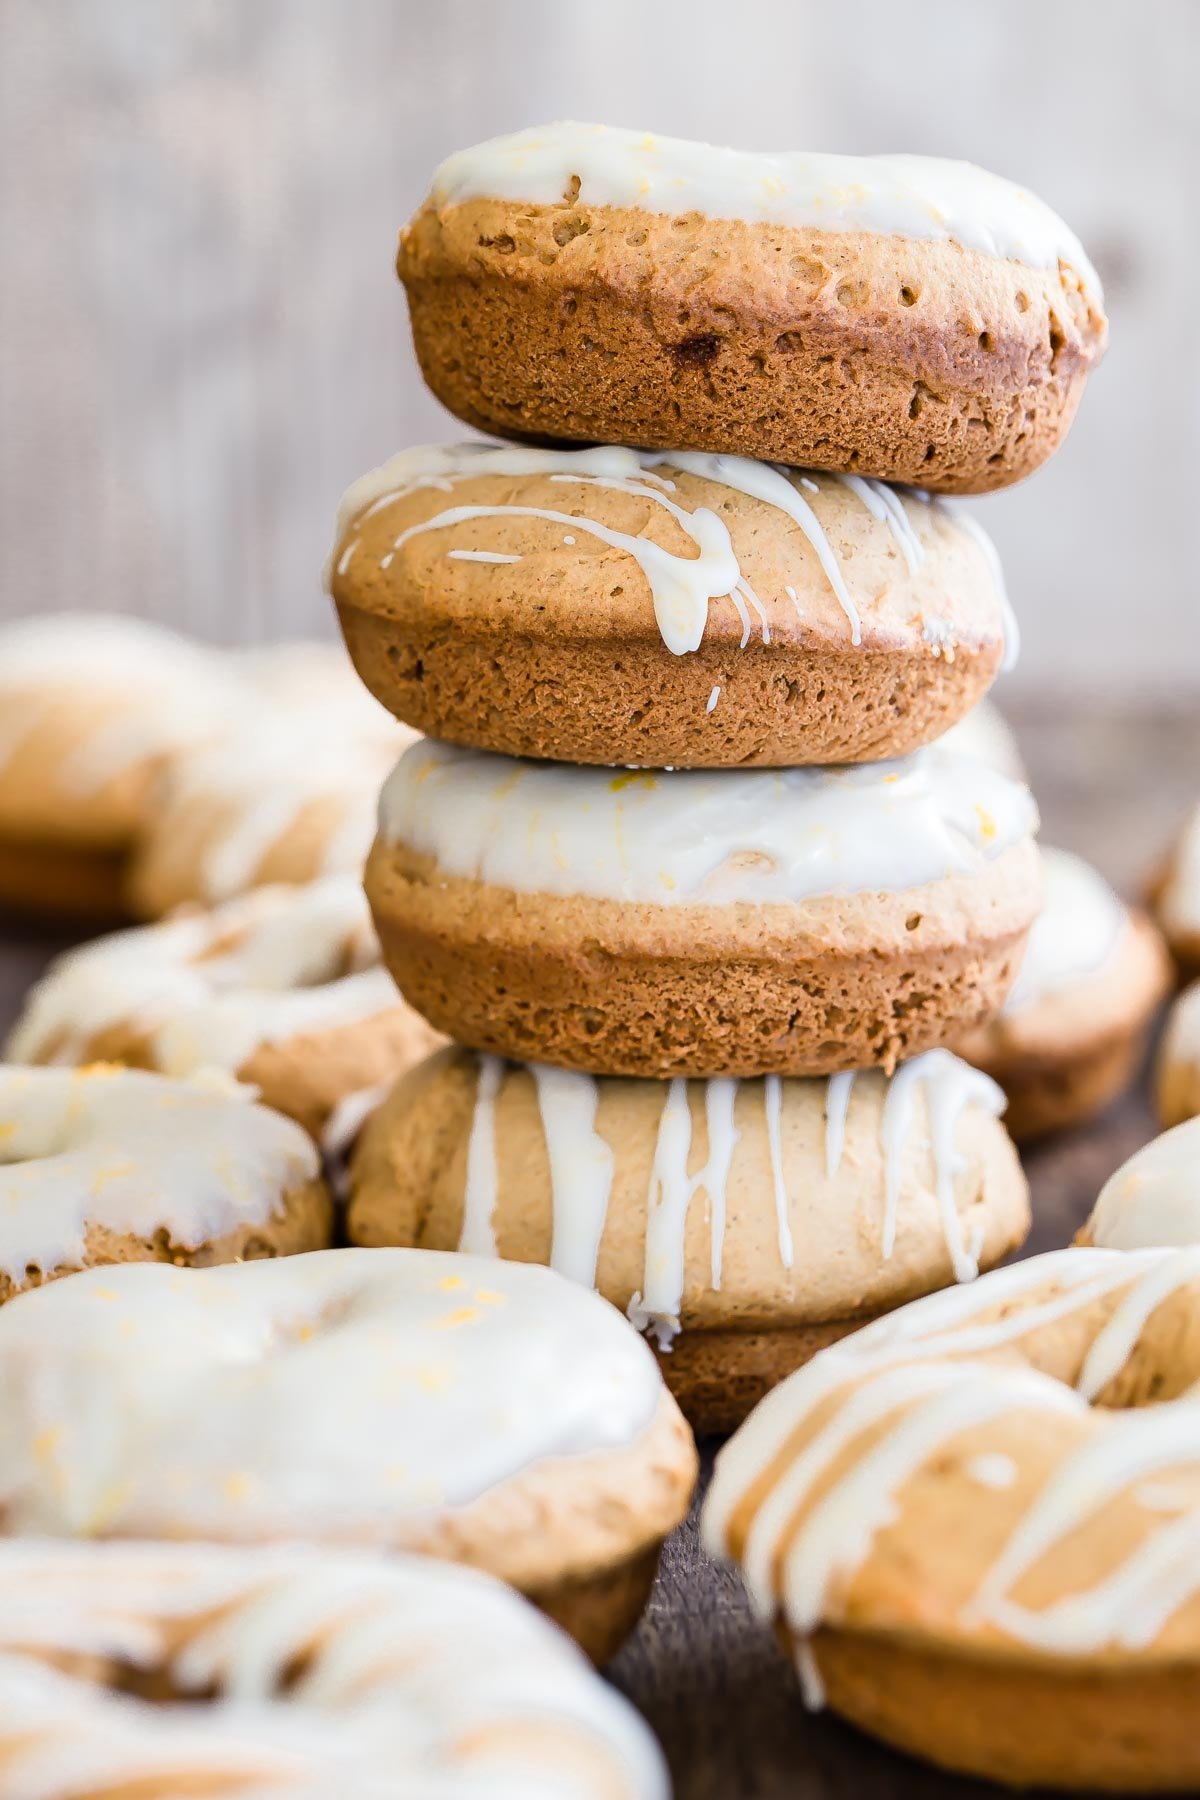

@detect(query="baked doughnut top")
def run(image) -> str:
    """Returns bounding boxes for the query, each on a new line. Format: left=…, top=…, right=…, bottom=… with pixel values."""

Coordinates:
left=0, top=1540, right=665, bottom=1798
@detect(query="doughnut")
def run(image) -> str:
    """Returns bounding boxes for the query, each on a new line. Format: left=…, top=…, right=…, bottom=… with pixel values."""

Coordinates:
left=1080, top=1115, right=1200, bottom=1249
left=366, top=736, right=1041, bottom=1078
left=955, top=848, right=1171, bottom=1140
left=1150, top=801, right=1200, bottom=977
left=0, top=614, right=233, bottom=920
left=0, top=1246, right=697, bottom=1660
left=5, top=877, right=443, bottom=1143
left=126, top=687, right=415, bottom=919
left=0, top=1064, right=330, bottom=1299
left=398, top=122, right=1106, bottom=493
left=330, top=443, right=1015, bottom=769
left=1158, top=983, right=1200, bottom=1127
left=0, top=1541, right=666, bottom=1798
left=935, top=696, right=1025, bottom=780
left=703, top=1242, right=1200, bottom=1789
left=347, top=1045, right=1029, bottom=1433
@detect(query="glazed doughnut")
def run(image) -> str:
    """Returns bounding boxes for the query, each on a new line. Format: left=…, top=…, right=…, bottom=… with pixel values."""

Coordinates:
left=704, top=1243, right=1200, bottom=1790
left=348, top=1046, right=1029, bottom=1433
left=0, top=1541, right=666, bottom=1799
left=0, top=1247, right=697, bottom=1660
left=1080, top=1115, right=1200, bottom=1249
left=366, top=736, right=1041, bottom=1078
left=5, top=877, right=443, bottom=1142
left=399, top=122, right=1106, bottom=493
left=1157, top=984, right=1200, bottom=1127
left=935, top=696, right=1025, bottom=780
left=1151, top=802, right=1200, bottom=977
left=956, top=848, right=1170, bottom=1140
left=0, top=614, right=233, bottom=920
left=331, top=443, right=1014, bottom=769
left=0, top=1064, right=330, bottom=1299
left=126, top=694, right=415, bottom=919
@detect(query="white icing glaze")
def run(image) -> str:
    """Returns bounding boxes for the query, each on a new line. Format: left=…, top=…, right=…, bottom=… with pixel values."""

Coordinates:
left=333, top=441, right=1012, bottom=658
left=0, top=1541, right=666, bottom=1798
left=459, top=1050, right=1009, bottom=1348
left=1089, top=1116, right=1200, bottom=1250
left=0, top=1065, right=317, bottom=1284
left=380, top=738, right=1037, bottom=908
left=0, top=1247, right=663, bottom=1538
left=427, top=123, right=1100, bottom=289
left=1159, top=804, right=1200, bottom=938
left=704, top=1244, right=1200, bottom=1663
left=1005, top=846, right=1127, bottom=1013
left=935, top=698, right=1024, bottom=780
left=6, top=877, right=394, bottom=1078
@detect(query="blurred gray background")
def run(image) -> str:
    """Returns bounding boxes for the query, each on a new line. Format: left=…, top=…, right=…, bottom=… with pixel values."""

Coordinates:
left=1, top=0, right=1197, bottom=703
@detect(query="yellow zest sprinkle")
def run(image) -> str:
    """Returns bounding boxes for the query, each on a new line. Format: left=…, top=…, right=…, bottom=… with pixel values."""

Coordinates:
left=882, top=773, right=899, bottom=784
left=417, top=1364, right=451, bottom=1393
left=222, top=1472, right=258, bottom=1502
left=609, top=771, right=656, bottom=793
left=975, top=804, right=997, bottom=843
left=433, top=1306, right=481, bottom=1331
left=473, top=1288, right=507, bottom=1306
left=437, top=1274, right=466, bottom=1292
left=0, top=1123, right=16, bottom=1145
left=33, top=1427, right=61, bottom=1466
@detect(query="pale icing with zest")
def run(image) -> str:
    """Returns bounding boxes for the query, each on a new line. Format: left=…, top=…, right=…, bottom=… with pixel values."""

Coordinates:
left=456, top=1051, right=1009, bottom=1348
left=425, top=123, right=1100, bottom=289
left=702, top=1245, right=1200, bottom=1672
left=0, top=1541, right=667, bottom=1800
left=1088, top=1116, right=1200, bottom=1250
left=379, top=738, right=1037, bottom=908
left=0, top=1065, right=317, bottom=1284
left=1005, top=846, right=1127, bottom=1013
left=0, top=1248, right=663, bottom=1538
left=332, top=441, right=1013, bottom=658
left=5, top=877, right=396, bottom=1079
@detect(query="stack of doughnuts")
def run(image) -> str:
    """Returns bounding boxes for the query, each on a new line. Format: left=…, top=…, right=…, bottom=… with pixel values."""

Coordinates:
left=327, top=120, right=1111, bottom=1436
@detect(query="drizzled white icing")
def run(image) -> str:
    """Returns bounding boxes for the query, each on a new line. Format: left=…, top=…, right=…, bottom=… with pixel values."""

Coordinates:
left=0, top=1247, right=663, bottom=1538
left=1005, top=846, right=1127, bottom=1013
left=0, top=1541, right=666, bottom=1799
left=0, top=1065, right=317, bottom=1284
left=5, top=877, right=396, bottom=1078
left=425, top=123, right=1100, bottom=289
left=1160, top=804, right=1200, bottom=938
left=333, top=441, right=1012, bottom=658
left=456, top=1050, right=1009, bottom=1347
left=379, top=737, right=1037, bottom=908
left=1089, top=1116, right=1200, bottom=1250
left=703, top=1244, right=1200, bottom=1665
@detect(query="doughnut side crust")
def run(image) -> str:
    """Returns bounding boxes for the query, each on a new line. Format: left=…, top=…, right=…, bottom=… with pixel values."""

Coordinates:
left=399, top=204, right=1105, bottom=493
left=365, top=836, right=1041, bottom=1078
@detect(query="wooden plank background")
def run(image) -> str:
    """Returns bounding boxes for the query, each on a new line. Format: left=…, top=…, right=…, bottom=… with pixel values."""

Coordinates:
left=1, top=0, right=1199, bottom=703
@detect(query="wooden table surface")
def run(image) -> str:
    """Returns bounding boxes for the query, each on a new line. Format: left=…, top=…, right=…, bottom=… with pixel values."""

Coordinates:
left=0, top=699, right=1196, bottom=1800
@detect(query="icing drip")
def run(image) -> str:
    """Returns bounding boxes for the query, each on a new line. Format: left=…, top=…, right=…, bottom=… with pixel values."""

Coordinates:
left=702, top=1079, right=740, bottom=1289
left=1088, top=1116, right=1200, bottom=1251
left=380, top=738, right=1037, bottom=909
left=0, top=1542, right=667, bottom=1798
left=1076, top=1246, right=1200, bottom=1401
left=823, top=1072, right=856, bottom=1178
left=879, top=1051, right=1004, bottom=1280
left=333, top=442, right=1012, bottom=658
left=0, top=1066, right=317, bottom=1283
left=529, top=1065, right=615, bottom=1287
left=764, top=1075, right=796, bottom=1269
left=1005, top=846, right=1127, bottom=1012
left=426, top=123, right=1101, bottom=289
left=459, top=1055, right=503, bottom=1256
left=951, top=509, right=1020, bottom=674
left=631, top=1078, right=696, bottom=1349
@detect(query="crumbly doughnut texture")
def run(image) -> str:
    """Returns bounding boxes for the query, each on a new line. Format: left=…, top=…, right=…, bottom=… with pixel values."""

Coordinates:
left=704, top=1245, right=1200, bottom=1790
left=399, top=208, right=1105, bottom=493
left=366, top=836, right=1040, bottom=1078
left=348, top=1047, right=1029, bottom=1433
left=956, top=910, right=1170, bottom=1141
left=332, top=450, right=1006, bottom=768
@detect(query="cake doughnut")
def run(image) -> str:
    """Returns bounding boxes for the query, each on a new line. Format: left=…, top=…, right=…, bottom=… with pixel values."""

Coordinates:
left=956, top=848, right=1171, bottom=1140
left=0, top=1541, right=666, bottom=1799
left=1150, top=802, right=1200, bottom=977
left=366, top=736, right=1041, bottom=1078
left=0, top=1064, right=330, bottom=1300
left=0, top=1247, right=697, bottom=1660
left=399, top=122, right=1106, bottom=493
left=1080, top=1115, right=1200, bottom=1249
left=126, top=698, right=416, bottom=919
left=331, top=443, right=1015, bottom=769
left=347, top=1046, right=1029, bottom=1433
left=5, top=877, right=443, bottom=1143
left=0, top=614, right=233, bottom=920
left=703, top=1243, right=1200, bottom=1790
left=1157, top=984, right=1200, bottom=1127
